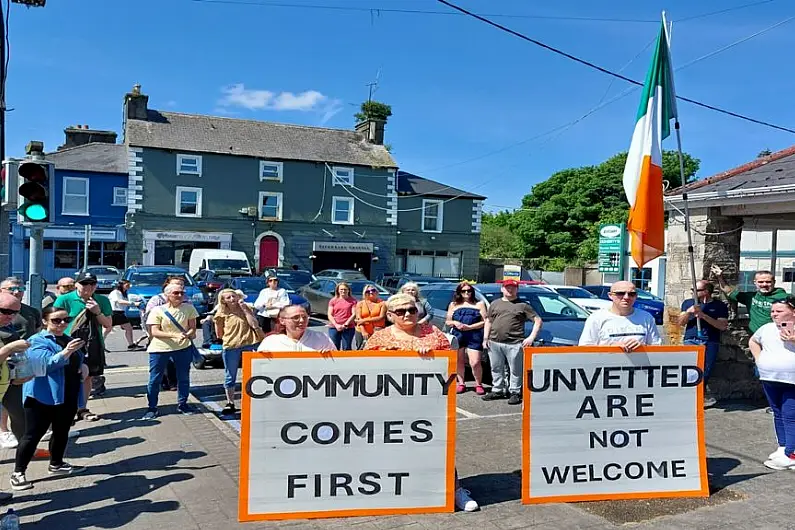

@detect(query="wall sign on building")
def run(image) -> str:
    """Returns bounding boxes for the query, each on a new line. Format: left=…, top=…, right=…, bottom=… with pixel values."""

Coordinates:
left=522, top=345, right=708, bottom=504
left=313, top=241, right=374, bottom=253
left=239, top=350, right=456, bottom=522
left=598, top=223, right=625, bottom=274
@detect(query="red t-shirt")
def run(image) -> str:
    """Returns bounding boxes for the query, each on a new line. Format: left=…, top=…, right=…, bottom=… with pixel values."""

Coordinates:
left=329, top=297, right=357, bottom=328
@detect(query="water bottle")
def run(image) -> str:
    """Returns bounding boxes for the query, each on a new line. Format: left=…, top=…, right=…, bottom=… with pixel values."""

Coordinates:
left=0, top=508, right=20, bottom=529
left=8, top=350, right=33, bottom=380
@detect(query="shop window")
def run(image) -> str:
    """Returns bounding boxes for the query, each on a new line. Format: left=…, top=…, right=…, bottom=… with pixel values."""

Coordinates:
left=54, top=241, right=79, bottom=268
left=630, top=267, right=652, bottom=290
left=783, top=268, right=795, bottom=283
left=102, top=242, right=126, bottom=270
left=87, top=242, right=103, bottom=267
left=405, top=250, right=462, bottom=278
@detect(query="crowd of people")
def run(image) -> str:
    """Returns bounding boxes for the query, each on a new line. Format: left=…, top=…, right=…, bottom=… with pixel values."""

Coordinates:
left=0, top=265, right=789, bottom=509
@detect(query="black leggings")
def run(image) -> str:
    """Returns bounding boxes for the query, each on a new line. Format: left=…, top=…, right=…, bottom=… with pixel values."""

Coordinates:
left=14, top=397, right=78, bottom=473
left=2, top=384, right=25, bottom=441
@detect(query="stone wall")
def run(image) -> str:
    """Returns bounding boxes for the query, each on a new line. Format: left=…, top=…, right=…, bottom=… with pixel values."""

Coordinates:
left=664, top=206, right=762, bottom=400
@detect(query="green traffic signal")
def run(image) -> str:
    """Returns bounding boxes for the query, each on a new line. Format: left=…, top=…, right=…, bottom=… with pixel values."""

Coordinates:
left=20, top=203, right=47, bottom=221
left=17, top=161, right=51, bottom=223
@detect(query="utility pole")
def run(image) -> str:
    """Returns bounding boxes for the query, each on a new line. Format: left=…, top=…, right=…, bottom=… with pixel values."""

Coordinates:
left=83, top=224, right=91, bottom=269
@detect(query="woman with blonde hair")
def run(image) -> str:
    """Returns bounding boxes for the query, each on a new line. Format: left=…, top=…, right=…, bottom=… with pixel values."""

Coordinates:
left=354, top=284, right=387, bottom=348
left=364, top=293, right=479, bottom=512
left=400, top=282, right=433, bottom=325
left=214, top=289, right=263, bottom=416
left=327, top=282, right=357, bottom=350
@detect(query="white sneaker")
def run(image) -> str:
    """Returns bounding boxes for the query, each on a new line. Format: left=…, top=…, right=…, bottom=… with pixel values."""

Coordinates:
left=768, top=446, right=786, bottom=460
left=0, top=431, right=17, bottom=449
left=455, top=487, right=479, bottom=512
left=764, top=452, right=795, bottom=470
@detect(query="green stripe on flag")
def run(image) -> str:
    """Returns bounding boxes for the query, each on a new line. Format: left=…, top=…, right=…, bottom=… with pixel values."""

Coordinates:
left=635, top=22, right=676, bottom=140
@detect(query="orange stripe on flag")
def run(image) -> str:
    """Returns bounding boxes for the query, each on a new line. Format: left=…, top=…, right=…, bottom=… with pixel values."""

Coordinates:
left=627, top=154, right=665, bottom=267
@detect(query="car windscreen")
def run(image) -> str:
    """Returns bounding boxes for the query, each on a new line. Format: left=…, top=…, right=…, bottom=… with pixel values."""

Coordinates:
left=480, top=289, right=589, bottom=320
left=340, top=272, right=366, bottom=280
left=346, top=281, right=388, bottom=296
left=207, top=259, right=249, bottom=272
left=276, top=271, right=313, bottom=286
left=555, top=287, right=596, bottom=299
left=87, top=267, right=119, bottom=276
left=129, top=271, right=195, bottom=287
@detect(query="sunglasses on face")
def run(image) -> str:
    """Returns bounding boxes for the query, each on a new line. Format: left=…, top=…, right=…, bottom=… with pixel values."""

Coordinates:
left=460, top=289, right=473, bottom=294
left=392, top=306, right=418, bottom=317
left=365, top=290, right=377, bottom=294
left=49, top=317, right=73, bottom=325
left=611, top=291, right=638, bottom=298
left=4, top=287, right=25, bottom=293
left=0, top=308, right=19, bottom=315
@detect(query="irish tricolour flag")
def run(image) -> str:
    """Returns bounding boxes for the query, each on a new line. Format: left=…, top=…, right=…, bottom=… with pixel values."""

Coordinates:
left=622, top=20, right=676, bottom=268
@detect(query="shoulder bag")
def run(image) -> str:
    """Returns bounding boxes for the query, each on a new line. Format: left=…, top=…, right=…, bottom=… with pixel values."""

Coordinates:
left=161, top=308, right=203, bottom=365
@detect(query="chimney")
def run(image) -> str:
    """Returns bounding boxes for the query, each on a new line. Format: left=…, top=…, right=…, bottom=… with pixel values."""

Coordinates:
left=59, top=126, right=118, bottom=150
left=124, top=83, right=149, bottom=121
left=355, top=119, right=385, bottom=145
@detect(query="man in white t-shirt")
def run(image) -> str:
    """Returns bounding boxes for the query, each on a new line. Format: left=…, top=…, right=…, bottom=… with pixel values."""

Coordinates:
left=579, top=281, right=661, bottom=351
left=258, top=305, right=336, bottom=352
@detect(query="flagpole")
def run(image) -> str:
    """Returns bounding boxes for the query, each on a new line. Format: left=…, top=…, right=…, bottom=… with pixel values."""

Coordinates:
left=664, top=12, right=702, bottom=334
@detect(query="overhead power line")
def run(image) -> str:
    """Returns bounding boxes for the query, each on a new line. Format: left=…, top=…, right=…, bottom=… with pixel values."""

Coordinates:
left=436, top=0, right=795, bottom=135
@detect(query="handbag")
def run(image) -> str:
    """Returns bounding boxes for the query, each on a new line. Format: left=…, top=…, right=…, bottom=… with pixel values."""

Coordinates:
left=161, top=308, right=203, bottom=364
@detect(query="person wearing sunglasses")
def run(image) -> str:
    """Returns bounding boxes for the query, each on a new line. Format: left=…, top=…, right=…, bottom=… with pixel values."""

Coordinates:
left=10, top=305, right=86, bottom=491
left=54, top=270, right=112, bottom=423
left=354, top=285, right=386, bottom=349
left=447, top=282, right=487, bottom=395
left=579, top=280, right=661, bottom=351
left=749, top=297, right=795, bottom=470
left=364, top=293, right=479, bottom=512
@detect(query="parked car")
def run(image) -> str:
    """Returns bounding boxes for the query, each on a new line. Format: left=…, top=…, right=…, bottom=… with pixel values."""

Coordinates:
left=74, top=265, right=121, bottom=293
left=122, top=266, right=209, bottom=325
left=194, top=269, right=252, bottom=305
left=379, top=274, right=452, bottom=293
left=313, top=269, right=367, bottom=281
left=299, top=279, right=390, bottom=316
left=188, top=249, right=252, bottom=276
left=420, top=282, right=589, bottom=347
left=224, top=277, right=310, bottom=313
left=262, top=268, right=314, bottom=290
left=537, top=285, right=613, bottom=313
left=581, top=284, right=665, bottom=325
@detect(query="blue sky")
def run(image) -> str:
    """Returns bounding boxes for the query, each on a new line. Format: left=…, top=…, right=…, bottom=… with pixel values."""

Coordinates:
left=6, top=0, right=795, bottom=210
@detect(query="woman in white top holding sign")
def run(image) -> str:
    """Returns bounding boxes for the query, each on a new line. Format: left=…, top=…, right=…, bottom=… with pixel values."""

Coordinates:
left=749, top=296, right=795, bottom=470
left=258, top=305, right=336, bottom=352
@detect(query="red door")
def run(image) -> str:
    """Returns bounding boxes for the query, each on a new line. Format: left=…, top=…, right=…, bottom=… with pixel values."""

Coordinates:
left=259, top=236, right=279, bottom=271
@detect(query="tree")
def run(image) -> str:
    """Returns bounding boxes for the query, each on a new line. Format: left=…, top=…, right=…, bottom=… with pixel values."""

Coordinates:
left=355, top=100, right=392, bottom=122
left=480, top=212, right=522, bottom=258
left=496, top=150, right=699, bottom=267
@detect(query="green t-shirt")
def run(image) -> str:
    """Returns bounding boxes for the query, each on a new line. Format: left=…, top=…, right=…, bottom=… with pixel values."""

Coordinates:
left=53, top=291, right=113, bottom=344
left=728, top=287, right=789, bottom=334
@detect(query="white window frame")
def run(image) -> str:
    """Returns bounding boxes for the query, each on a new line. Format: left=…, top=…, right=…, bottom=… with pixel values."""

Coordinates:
left=175, top=186, right=203, bottom=218
left=331, top=196, right=354, bottom=225
left=259, top=160, right=284, bottom=182
left=421, top=199, right=444, bottom=233
left=176, top=154, right=202, bottom=176
left=258, top=191, right=283, bottom=221
left=112, top=186, right=128, bottom=206
left=62, top=177, right=89, bottom=216
left=332, top=166, right=354, bottom=186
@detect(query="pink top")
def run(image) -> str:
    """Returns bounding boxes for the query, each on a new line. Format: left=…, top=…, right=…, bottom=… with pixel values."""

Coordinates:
left=329, top=297, right=357, bottom=328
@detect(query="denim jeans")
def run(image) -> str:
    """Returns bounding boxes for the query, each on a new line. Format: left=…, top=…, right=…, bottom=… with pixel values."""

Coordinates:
left=147, top=347, right=192, bottom=411
left=328, top=327, right=355, bottom=350
left=762, top=381, right=795, bottom=456
left=222, top=344, right=258, bottom=389
left=684, top=338, right=719, bottom=384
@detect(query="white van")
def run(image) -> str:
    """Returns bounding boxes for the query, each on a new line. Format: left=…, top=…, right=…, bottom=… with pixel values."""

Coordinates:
left=188, top=249, right=252, bottom=276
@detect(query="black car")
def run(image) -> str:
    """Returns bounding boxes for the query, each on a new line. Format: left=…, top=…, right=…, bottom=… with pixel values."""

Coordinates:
left=262, top=268, right=314, bottom=290
left=194, top=269, right=252, bottom=305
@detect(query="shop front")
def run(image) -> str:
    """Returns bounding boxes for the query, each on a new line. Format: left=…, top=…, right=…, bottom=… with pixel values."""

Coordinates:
left=142, top=230, right=233, bottom=269
left=310, top=241, right=374, bottom=278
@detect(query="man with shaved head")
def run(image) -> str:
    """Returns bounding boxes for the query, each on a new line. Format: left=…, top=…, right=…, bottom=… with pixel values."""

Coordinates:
left=579, top=280, right=661, bottom=351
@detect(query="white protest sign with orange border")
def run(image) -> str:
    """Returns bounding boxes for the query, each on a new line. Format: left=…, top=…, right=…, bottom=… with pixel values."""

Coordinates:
left=238, top=350, right=457, bottom=522
left=522, top=345, right=709, bottom=504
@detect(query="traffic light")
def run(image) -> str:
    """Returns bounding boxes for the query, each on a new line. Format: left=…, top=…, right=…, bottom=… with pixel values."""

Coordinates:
left=17, top=159, right=53, bottom=223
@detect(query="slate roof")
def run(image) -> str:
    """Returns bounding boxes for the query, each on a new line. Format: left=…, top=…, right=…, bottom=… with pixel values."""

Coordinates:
left=397, top=171, right=486, bottom=200
left=666, top=145, right=795, bottom=195
left=45, top=143, right=127, bottom=174
left=126, top=110, right=397, bottom=168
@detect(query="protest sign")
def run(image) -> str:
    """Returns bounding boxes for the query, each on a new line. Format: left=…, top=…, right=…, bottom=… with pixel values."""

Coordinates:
left=522, top=345, right=708, bottom=504
left=239, top=350, right=457, bottom=522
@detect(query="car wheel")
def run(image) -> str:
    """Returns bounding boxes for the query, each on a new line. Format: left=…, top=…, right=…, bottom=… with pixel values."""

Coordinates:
left=192, top=357, right=207, bottom=370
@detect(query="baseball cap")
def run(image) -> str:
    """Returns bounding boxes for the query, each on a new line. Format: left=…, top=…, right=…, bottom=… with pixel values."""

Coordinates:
left=502, top=279, right=519, bottom=287
left=75, top=271, right=98, bottom=284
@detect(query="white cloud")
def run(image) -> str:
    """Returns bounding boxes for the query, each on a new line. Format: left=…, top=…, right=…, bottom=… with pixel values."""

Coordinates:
left=218, top=84, right=343, bottom=124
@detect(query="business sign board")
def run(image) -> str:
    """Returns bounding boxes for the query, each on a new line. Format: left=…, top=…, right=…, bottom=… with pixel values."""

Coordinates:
left=503, top=264, right=522, bottom=282
left=239, top=350, right=457, bottom=522
left=598, top=223, right=625, bottom=274
left=522, top=345, right=708, bottom=504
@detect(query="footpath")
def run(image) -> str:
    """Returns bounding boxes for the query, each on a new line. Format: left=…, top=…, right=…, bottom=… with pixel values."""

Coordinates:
left=1, top=361, right=794, bottom=529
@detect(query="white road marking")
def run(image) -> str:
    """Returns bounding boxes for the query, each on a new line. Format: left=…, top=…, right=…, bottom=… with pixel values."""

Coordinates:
left=456, top=407, right=481, bottom=419
left=106, top=366, right=149, bottom=374
left=459, top=412, right=522, bottom=422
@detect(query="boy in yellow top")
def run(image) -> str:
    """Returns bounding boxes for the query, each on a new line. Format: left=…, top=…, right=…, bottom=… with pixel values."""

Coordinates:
left=144, top=283, right=198, bottom=419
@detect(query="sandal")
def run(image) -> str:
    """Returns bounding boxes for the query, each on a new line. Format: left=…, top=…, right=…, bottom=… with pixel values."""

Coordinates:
left=77, top=409, right=100, bottom=422
left=475, top=385, right=485, bottom=395
left=456, top=384, right=466, bottom=394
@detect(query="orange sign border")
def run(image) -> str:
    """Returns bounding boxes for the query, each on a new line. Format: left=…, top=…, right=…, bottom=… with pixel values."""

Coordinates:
left=521, top=345, right=709, bottom=504
left=238, top=349, right=457, bottom=522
